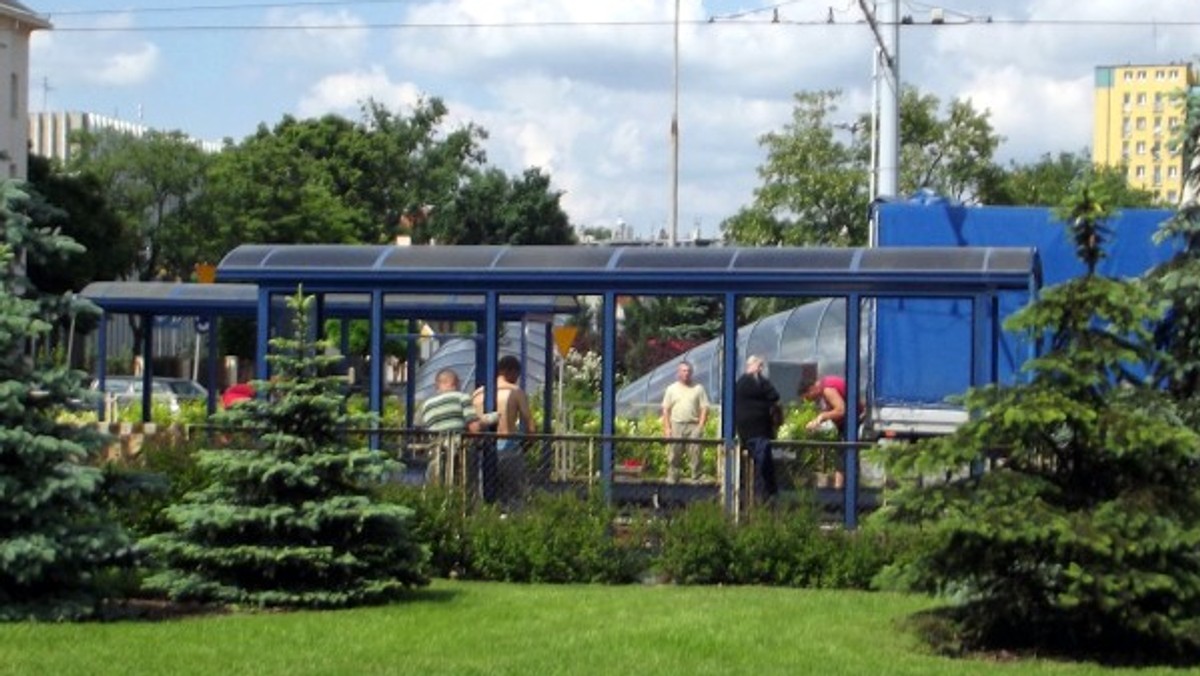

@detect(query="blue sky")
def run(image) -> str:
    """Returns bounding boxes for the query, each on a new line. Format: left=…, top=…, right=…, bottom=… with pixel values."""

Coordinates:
left=27, top=0, right=1200, bottom=236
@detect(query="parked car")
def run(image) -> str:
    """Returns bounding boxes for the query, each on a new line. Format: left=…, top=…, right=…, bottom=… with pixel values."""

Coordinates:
left=89, top=376, right=209, bottom=414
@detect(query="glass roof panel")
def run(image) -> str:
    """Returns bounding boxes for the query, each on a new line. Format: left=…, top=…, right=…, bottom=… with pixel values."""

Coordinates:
left=733, top=248, right=858, bottom=271
left=265, top=245, right=391, bottom=269
left=381, top=246, right=501, bottom=270
left=493, top=247, right=615, bottom=269
left=614, top=248, right=736, bottom=270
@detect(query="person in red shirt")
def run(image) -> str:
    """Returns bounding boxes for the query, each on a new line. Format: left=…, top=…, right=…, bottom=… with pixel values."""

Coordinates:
left=221, top=382, right=255, bottom=409
left=800, top=374, right=849, bottom=490
left=801, top=375, right=847, bottom=434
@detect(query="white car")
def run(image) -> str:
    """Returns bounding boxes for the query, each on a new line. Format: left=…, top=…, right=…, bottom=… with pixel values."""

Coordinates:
left=90, top=376, right=208, bottom=413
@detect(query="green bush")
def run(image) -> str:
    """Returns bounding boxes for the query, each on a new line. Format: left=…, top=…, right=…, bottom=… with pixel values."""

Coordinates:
left=658, top=501, right=737, bottom=585
left=104, top=434, right=209, bottom=538
left=465, top=493, right=644, bottom=584
left=730, top=505, right=826, bottom=587
left=660, top=500, right=900, bottom=589
left=374, top=483, right=467, bottom=579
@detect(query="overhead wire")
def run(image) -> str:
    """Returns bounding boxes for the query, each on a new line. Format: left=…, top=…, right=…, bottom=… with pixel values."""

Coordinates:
left=45, top=18, right=1200, bottom=33
left=37, top=0, right=1200, bottom=32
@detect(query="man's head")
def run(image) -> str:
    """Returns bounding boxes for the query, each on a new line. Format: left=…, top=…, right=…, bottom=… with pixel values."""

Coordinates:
left=744, top=355, right=766, bottom=376
left=435, top=368, right=460, bottom=392
left=498, top=355, right=522, bottom=383
left=676, top=361, right=694, bottom=385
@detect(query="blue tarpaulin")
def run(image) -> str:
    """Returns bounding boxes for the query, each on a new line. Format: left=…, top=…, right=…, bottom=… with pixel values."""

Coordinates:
left=874, top=203, right=1180, bottom=407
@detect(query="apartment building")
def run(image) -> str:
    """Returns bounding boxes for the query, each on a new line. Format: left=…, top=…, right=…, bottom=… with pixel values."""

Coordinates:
left=1093, top=62, right=1198, bottom=204
left=0, top=0, right=49, bottom=179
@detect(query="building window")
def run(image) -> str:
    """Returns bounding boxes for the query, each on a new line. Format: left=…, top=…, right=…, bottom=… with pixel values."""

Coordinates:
left=1156, top=69, right=1165, bottom=80
left=1170, top=69, right=1179, bottom=79
left=1123, top=116, right=1132, bottom=135
left=1137, top=70, right=1146, bottom=79
left=1135, top=165, right=1146, bottom=178
left=1153, top=166, right=1162, bottom=185
left=1124, top=71, right=1133, bottom=81
left=1136, top=117, right=1147, bottom=131
left=1168, top=166, right=1179, bottom=179
left=9, top=73, right=17, bottom=119
left=1136, top=141, right=1146, bottom=155
left=1137, top=92, right=1147, bottom=105
left=1169, top=117, right=1179, bottom=129
left=1168, top=190, right=1178, bottom=202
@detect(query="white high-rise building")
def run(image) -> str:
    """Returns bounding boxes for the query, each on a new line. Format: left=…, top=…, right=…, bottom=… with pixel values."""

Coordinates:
left=0, top=0, right=49, bottom=179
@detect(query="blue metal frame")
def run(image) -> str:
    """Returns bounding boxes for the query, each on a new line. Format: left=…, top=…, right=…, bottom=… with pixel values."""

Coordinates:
left=844, top=294, right=862, bottom=528
left=83, top=246, right=1039, bottom=527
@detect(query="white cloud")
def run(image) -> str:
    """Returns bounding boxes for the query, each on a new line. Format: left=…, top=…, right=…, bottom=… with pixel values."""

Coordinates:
left=961, top=68, right=1094, bottom=160
left=92, top=43, right=160, bottom=86
left=41, top=0, right=1200, bottom=234
left=31, top=14, right=160, bottom=87
left=255, top=8, right=369, bottom=64
left=296, top=66, right=424, bottom=117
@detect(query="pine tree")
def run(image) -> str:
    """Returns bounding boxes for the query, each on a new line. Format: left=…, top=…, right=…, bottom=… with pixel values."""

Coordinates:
left=0, top=180, right=131, bottom=620
left=875, top=177, right=1200, bottom=661
left=1150, top=88, right=1200, bottom=424
left=142, top=290, right=428, bottom=608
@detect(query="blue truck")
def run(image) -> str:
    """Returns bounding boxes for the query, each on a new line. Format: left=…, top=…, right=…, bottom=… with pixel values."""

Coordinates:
left=869, top=200, right=1181, bottom=439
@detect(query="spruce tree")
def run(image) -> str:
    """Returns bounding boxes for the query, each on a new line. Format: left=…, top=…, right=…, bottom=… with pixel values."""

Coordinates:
left=1150, top=88, right=1200, bottom=424
left=0, top=180, right=130, bottom=620
left=875, top=177, right=1200, bottom=661
left=143, top=290, right=428, bottom=608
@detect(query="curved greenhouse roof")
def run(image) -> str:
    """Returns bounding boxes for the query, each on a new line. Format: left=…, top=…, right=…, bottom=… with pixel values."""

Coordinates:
left=616, top=299, right=850, bottom=416
left=413, top=323, right=550, bottom=402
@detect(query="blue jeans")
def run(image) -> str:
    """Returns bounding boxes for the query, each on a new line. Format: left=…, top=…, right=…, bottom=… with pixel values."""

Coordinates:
left=747, top=437, right=777, bottom=501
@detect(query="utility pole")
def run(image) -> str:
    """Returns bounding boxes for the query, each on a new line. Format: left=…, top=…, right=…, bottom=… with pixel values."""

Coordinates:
left=669, top=0, right=680, bottom=247
left=40, top=76, right=53, bottom=111
left=858, top=0, right=899, bottom=200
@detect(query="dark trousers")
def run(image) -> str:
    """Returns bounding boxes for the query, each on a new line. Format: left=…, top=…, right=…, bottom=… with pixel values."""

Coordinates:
left=747, top=437, right=777, bottom=501
left=479, top=438, right=498, bottom=503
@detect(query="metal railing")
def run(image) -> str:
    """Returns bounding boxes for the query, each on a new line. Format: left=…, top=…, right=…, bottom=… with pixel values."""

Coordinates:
left=186, top=426, right=888, bottom=523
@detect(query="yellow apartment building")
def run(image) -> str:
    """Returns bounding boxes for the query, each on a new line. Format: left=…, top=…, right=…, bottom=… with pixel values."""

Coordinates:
left=1093, top=62, right=1197, bottom=204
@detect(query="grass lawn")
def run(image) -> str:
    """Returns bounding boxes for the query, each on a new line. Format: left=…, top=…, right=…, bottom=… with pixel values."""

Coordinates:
left=0, top=581, right=1182, bottom=675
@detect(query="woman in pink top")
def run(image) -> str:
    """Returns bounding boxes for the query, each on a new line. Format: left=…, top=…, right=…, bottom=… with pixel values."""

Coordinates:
left=801, top=375, right=847, bottom=434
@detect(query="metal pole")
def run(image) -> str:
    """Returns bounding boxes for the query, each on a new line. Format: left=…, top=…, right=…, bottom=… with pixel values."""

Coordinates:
left=844, top=294, right=861, bottom=529
left=669, top=0, right=680, bottom=247
left=877, top=0, right=900, bottom=198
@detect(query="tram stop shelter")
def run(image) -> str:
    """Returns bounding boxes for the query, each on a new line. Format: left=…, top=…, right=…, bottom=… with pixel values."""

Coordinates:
left=215, top=244, right=1042, bottom=528
left=80, top=280, right=578, bottom=428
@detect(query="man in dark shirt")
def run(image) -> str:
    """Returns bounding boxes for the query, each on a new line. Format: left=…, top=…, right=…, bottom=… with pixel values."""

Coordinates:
left=735, top=355, right=781, bottom=502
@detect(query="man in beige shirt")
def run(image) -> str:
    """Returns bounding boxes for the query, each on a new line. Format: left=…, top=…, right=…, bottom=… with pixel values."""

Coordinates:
left=661, top=361, right=709, bottom=483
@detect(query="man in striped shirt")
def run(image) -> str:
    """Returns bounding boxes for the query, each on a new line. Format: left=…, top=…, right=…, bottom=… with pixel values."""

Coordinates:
left=417, top=369, right=479, bottom=433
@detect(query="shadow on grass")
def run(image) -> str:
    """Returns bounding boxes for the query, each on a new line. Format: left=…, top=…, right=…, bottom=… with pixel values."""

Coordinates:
left=904, top=607, right=1200, bottom=669
left=96, top=585, right=461, bottom=623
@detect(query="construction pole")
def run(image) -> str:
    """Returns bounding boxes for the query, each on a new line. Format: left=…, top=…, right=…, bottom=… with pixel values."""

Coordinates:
left=669, top=0, right=680, bottom=247
left=876, top=0, right=900, bottom=199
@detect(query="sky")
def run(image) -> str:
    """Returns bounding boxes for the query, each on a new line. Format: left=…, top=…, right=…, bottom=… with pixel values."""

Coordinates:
left=26, top=0, right=1200, bottom=238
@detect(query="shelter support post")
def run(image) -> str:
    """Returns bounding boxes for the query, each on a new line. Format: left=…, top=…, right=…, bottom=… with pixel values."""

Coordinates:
left=369, top=290, right=384, bottom=451
left=96, top=312, right=108, bottom=421
left=406, top=319, right=417, bottom=429
left=542, top=322, right=554, bottom=435
left=206, top=315, right=219, bottom=417
left=256, top=289, right=270, bottom=382
left=722, top=293, right=738, bottom=513
left=600, top=291, right=617, bottom=504
left=844, top=294, right=861, bottom=530
left=140, top=314, right=153, bottom=424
